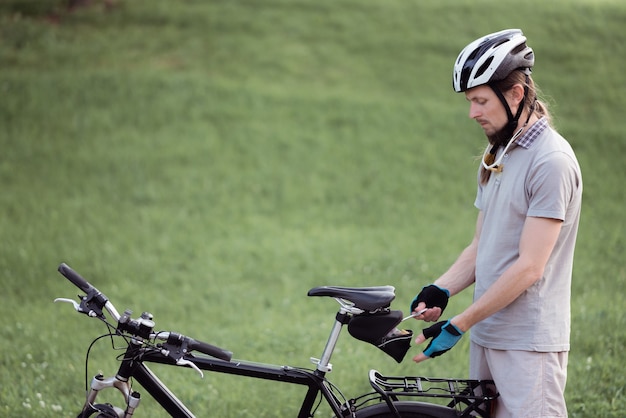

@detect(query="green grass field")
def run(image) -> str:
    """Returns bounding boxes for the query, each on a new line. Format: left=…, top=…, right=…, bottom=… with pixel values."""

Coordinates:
left=1, top=0, right=625, bottom=416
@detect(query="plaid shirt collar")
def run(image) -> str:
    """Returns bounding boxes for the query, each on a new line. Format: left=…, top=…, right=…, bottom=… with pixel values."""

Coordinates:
left=515, top=117, right=548, bottom=149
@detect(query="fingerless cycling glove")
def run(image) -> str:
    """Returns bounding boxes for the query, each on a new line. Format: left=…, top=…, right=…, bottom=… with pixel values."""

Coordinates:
left=410, top=284, right=450, bottom=314
left=422, top=320, right=464, bottom=358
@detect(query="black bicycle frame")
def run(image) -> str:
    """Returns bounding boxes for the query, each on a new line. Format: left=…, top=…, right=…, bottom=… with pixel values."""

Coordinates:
left=119, top=343, right=349, bottom=418
left=59, top=264, right=497, bottom=418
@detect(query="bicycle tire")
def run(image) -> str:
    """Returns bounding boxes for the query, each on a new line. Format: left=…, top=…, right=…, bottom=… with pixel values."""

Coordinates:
left=355, top=401, right=458, bottom=418
left=76, top=403, right=119, bottom=418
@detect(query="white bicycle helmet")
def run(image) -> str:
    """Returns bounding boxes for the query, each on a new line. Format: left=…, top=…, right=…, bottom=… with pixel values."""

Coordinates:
left=453, top=29, right=534, bottom=93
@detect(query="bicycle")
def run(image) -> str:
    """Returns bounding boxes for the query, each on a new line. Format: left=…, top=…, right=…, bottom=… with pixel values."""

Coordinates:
left=54, top=262, right=498, bottom=417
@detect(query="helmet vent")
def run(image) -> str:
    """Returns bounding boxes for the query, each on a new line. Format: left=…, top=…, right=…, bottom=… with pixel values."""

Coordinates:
left=511, top=43, right=527, bottom=54
left=467, top=48, right=480, bottom=61
left=475, top=56, right=494, bottom=78
left=492, top=39, right=509, bottom=48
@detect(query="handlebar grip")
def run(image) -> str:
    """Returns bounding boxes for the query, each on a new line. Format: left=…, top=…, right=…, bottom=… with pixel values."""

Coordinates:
left=188, top=338, right=233, bottom=362
left=58, top=263, right=95, bottom=294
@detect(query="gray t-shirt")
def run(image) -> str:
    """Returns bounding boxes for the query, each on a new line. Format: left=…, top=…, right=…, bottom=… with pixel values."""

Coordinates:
left=472, top=119, right=582, bottom=352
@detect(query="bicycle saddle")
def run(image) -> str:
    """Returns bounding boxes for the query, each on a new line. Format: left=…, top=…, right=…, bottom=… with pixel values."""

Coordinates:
left=307, top=286, right=395, bottom=311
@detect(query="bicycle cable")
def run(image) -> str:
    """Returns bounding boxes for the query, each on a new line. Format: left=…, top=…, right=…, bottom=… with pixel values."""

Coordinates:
left=82, top=318, right=129, bottom=391
left=288, top=366, right=350, bottom=416
left=83, top=333, right=118, bottom=391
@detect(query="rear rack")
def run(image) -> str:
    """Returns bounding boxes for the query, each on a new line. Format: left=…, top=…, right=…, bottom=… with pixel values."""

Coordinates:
left=368, top=370, right=498, bottom=418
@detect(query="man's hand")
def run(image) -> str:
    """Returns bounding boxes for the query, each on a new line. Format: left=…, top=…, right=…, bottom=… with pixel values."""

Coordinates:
left=413, top=320, right=464, bottom=363
left=409, top=285, right=450, bottom=322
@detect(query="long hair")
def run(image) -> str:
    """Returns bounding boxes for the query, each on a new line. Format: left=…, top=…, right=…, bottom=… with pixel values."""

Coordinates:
left=479, top=71, right=552, bottom=184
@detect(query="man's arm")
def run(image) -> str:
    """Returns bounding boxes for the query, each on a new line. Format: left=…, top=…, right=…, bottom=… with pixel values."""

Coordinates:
left=412, top=211, right=483, bottom=322
left=450, top=215, right=563, bottom=332
left=435, top=211, right=484, bottom=295
left=412, top=215, right=563, bottom=363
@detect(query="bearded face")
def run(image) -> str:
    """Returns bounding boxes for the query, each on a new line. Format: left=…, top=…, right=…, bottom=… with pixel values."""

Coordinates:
left=487, top=121, right=517, bottom=148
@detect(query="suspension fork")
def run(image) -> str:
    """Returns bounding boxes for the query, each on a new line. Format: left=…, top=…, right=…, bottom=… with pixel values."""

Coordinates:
left=82, top=373, right=141, bottom=417
left=115, top=341, right=195, bottom=417
left=80, top=341, right=142, bottom=417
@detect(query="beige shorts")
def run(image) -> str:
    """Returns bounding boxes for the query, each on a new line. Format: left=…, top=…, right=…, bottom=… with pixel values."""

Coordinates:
left=469, top=341, right=568, bottom=418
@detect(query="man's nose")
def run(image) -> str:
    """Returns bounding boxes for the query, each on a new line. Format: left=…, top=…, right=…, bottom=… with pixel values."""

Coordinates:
left=469, top=103, right=480, bottom=119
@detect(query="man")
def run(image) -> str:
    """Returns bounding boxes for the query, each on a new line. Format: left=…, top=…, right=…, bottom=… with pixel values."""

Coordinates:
left=408, top=29, right=582, bottom=417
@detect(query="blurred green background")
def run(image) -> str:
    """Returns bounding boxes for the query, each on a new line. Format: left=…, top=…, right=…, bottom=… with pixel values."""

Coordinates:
left=1, top=0, right=624, bottom=416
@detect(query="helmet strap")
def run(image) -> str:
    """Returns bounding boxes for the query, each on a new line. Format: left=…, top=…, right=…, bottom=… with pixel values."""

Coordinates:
left=482, top=75, right=535, bottom=175
left=488, top=75, right=530, bottom=146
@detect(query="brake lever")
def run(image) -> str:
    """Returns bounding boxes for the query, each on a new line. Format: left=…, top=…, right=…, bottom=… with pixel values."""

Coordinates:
left=54, top=297, right=80, bottom=309
left=54, top=297, right=99, bottom=317
left=176, top=359, right=204, bottom=378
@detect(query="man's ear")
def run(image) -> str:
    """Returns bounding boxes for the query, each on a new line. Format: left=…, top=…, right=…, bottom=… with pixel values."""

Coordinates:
left=506, top=83, right=525, bottom=113
left=508, top=84, right=525, bottom=105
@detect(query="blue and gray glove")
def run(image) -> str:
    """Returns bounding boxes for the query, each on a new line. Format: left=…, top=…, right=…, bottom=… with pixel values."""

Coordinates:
left=421, top=320, right=464, bottom=358
left=410, top=284, right=450, bottom=314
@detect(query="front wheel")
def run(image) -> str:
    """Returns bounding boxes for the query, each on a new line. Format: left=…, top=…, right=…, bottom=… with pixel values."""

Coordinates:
left=77, top=403, right=122, bottom=418
left=355, top=401, right=458, bottom=418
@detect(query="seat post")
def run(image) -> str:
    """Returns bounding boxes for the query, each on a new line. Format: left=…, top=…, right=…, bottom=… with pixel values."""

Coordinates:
left=312, top=306, right=352, bottom=373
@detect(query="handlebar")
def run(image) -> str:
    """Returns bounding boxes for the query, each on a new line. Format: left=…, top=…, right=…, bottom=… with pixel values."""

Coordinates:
left=56, top=263, right=232, bottom=362
left=57, top=262, right=121, bottom=320
left=58, top=262, right=95, bottom=294
left=159, top=332, right=233, bottom=362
